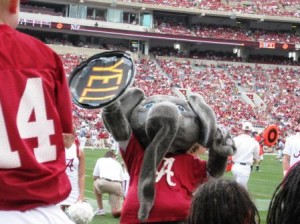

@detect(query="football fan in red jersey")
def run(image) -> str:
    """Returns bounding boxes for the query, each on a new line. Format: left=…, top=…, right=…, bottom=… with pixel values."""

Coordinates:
left=0, top=0, right=74, bottom=223
left=102, top=87, right=236, bottom=223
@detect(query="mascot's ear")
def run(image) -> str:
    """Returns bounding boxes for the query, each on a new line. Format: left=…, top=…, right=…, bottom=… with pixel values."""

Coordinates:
left=119, top=87, right=145, bottom=119
left=188, top=94, right=217, bottom=147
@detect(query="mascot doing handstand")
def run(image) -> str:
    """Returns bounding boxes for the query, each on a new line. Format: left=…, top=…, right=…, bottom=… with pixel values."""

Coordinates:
left=102, top=87, right=236, bottom=224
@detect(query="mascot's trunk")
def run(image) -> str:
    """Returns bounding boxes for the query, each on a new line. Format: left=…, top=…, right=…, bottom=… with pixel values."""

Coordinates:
left=138, top=103, right=179, bottom=221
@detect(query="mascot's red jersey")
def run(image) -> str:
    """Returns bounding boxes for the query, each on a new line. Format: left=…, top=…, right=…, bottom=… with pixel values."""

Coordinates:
left=0, top=25, right=73, bottom=211
left=120, top=134, right=207, bottom=223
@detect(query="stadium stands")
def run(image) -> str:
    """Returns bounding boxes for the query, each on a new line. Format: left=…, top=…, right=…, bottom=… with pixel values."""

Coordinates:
left=19, top=0, right=300, bottom=142
left=59, top=52, right=299, bottom=139
left=121, top=0, right=300, bottom=18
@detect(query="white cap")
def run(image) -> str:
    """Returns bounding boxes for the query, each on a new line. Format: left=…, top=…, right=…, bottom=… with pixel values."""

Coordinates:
left=242, top=122, right=253, bottom=131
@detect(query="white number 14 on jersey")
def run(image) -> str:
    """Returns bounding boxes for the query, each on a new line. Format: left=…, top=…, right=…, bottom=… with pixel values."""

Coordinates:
left=0, top=78, right=56, bottom=168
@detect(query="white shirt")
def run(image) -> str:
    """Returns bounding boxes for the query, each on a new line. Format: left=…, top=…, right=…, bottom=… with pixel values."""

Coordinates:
left=283, top=132, right=300, bottom=167
left=122, top=167, right=130, bottom=197
left=93, top=157, right=123, bottom=182
left=232, top=134, right=260, bottom=165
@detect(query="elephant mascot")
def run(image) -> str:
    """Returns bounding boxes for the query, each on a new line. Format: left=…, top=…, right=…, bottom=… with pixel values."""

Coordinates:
left=102, top=87, right=236, bottom=224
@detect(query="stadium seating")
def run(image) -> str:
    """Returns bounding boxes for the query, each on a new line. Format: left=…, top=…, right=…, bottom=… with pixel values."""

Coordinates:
left=59, top=52, right=299, bottom=138
left=119, top=0, right=300, bottom=17
left=22, top=0, right=297, bottom=140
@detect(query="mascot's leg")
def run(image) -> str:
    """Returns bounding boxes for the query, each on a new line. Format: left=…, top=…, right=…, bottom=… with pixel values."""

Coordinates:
left=138, top=103, right=179, bottom=221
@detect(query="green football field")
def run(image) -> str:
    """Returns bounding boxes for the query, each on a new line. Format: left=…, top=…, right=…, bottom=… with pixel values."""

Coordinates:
left=83, top=148, right=283, bottom=224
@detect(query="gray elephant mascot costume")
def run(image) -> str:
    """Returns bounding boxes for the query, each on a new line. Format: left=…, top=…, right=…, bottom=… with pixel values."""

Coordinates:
left=102, top=87, right=236, bottom=224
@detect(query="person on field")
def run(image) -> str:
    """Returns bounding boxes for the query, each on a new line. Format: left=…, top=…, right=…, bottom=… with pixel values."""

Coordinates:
left=282, top=118, right=300, bottom=176
left=231, top=122, right=260, bottom=189
left=93, top=150, right=124, bottom=218
left=59, top=136, right=85, bottom=212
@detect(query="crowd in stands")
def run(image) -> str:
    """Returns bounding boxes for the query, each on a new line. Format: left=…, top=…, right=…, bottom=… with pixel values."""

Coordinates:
left=247, top=55, right=299, bottom=65
left=40, top=34, right=131, bottom=53
left=119, top=0, right=197, bottom=8
left=189, top=50, right=242, bottom=62
left=60, top=51, right=299, bottom=143
left=133, top=58, right=172, bottom=96
left=87, top=15, right=106, bottom=22
left=120, top=0, right=300, bottom=18
left=149, top=47, right=185, bottom=58
left=20, top=2, right=300, bottom=46
left=154, top=22, right=300, bottom=45
left=20, top=4, right=63, bottom=16
left=60, top=54, right=86, bottom=76
left=280, top=0, right=300, bottom=7
left=155, top=58, right=261, bottom=135
left=150, top=47, right=299, bottom=66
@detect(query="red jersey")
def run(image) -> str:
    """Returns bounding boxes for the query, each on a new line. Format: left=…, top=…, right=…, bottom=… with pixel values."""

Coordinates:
left=255, top=135, right=264, bottom=156
left=120, top=135, right=207, bottom=223
left=0, top=25, right=73, bottom=211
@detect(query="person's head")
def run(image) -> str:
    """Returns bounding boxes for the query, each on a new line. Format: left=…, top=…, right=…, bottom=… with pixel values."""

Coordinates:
left=188, top=178, right=260, bottom=224
left=104, top=150, right=116, bottom=159
left=0, top=0, right=20, bottom=28
left=188, top=143, right=206, bottom=156
left=267, top=161, right=300, bottom=224
left=242, top=121, right=253, bottom=134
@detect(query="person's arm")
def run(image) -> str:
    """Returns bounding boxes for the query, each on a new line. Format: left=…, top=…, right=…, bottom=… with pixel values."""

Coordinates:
left=199, top=145, right=207, bottom=155
left=93, top=160, right=100, bottom=180
left=77, top=149, right=85, bottom=202
left=283, top=154, right=290, bottom=176
left=253, top=141, right=260, bottom=164
left=282, top=138, right=291, bottom=176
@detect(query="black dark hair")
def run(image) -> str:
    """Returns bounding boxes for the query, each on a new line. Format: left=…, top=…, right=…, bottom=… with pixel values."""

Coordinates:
left=267, top=162, right=300, bottom=224
left=104, top=150, right=116, bottom=158
left=188, top=178, right=260, bottom=224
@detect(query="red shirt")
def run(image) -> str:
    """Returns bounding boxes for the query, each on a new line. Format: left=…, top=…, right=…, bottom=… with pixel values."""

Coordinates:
left=0, top=25, right=73, bottom=211
left=255, top=135, right=264, bottom=155
left=120, top=135, right=207, bottom=223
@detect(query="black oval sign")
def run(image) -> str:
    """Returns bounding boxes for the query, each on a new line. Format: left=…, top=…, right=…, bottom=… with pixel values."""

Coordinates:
left=69, top=51, right=135, bottom=109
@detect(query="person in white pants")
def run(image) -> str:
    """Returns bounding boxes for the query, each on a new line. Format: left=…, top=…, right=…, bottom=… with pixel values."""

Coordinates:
left=231, top=122, right=260, bottom=189
left=283, top=119, right=300, bottom=176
